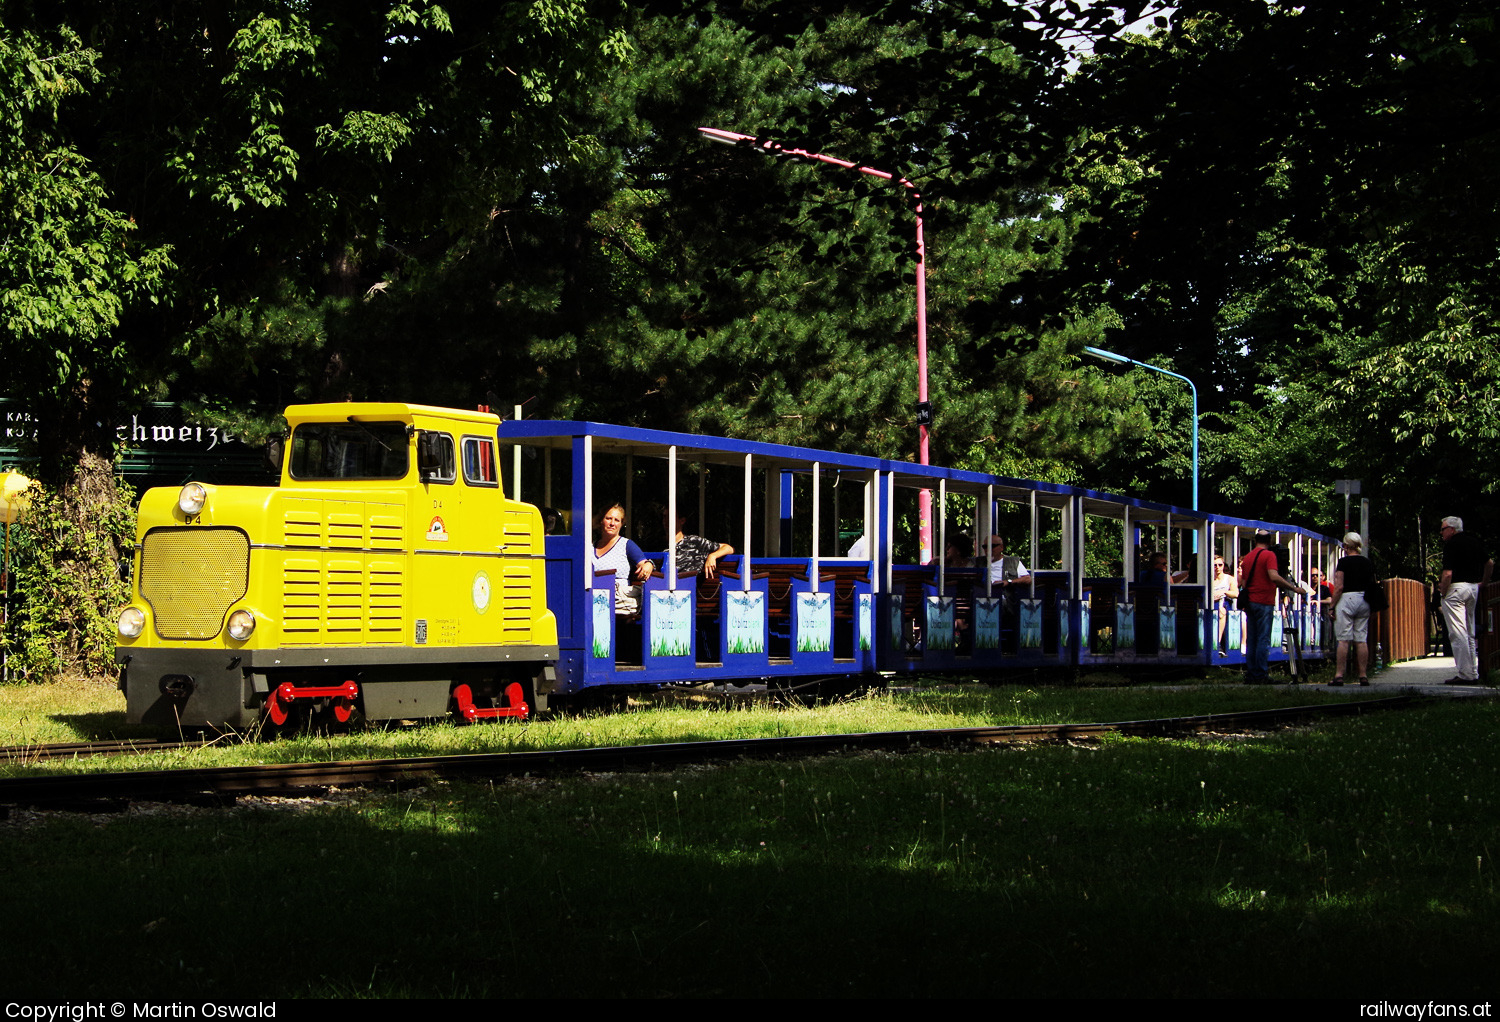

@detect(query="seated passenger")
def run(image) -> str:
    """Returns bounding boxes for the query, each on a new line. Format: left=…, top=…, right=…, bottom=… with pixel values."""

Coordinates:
left=944, top=532, right=974, bottom=570
left=981, top=535, right=1032, bottom=590
left=1138, top=551, right=1189, bottom=586
left=1211, top=554, right=1239, bottom=653
left=1308, top=569, right=1333, bottom=615
left=1135, top=551, right=1180, bottom=655
left=594, top=503, right=652, bottom=615
left=943, top=532, right=975, bottom=652
left=663, top=510, right=734, bottom=579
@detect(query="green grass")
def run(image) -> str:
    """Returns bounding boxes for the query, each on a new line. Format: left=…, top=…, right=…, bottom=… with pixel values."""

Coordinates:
left=0, top=673, right=1396, bottom=775
left=0, top=674, right=125, bottom=746
left=0, top=697, right=1495, bottom=998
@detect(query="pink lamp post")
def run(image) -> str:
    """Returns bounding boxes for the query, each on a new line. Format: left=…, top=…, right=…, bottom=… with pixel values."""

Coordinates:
left=697, top=126, right=933, bottom=562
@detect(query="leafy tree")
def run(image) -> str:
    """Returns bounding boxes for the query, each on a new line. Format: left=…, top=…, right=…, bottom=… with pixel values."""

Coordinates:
left=513, top=4, right=1146, bottom=478
left=179, top=5, right=1148, bottom=482
left=3, top=0, right=633, bottom=453
left=0, top=0, right=630, bottom=671
left=0, top=22, right=169, bottom=673
left=1026, top=1, right=1500, bottom=570
left=0, top=22, right=173, bottom=478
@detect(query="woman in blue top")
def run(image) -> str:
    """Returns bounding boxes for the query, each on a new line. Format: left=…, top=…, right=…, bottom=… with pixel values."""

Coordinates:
left=593, top=503, right=652, bottom=616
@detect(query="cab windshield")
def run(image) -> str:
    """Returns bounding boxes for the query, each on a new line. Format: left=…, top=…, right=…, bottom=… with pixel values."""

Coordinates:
left=289, top=422, right=409, bottom=480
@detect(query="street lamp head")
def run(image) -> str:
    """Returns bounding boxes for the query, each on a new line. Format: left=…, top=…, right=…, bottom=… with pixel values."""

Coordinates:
left=698, top=126, right=752, bottom=147
left=694, top=119, right=936, bottom=557
left=1082, top=345, right=1199, bottom=512
left=1083, top=345, right=1130, bottom=365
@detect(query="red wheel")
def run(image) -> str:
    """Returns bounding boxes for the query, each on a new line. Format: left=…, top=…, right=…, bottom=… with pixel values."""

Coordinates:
left=503, top=681, right=530, bottom=721
left=451, top=683, right=478, bottom=723
left=265, top=684, right=290, bottom=726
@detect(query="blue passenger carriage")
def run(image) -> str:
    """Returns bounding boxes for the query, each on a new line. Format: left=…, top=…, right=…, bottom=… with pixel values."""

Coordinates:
left=496, top=419, right=1336, bottom=705
left=1065, top=489, right=1337, bottom=673
left=497, top=421, right=887, bottom=701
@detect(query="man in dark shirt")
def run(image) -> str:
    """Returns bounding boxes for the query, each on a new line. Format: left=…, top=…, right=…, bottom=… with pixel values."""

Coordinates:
left=1439, top=515, right=1494, bottom=684
left=1308, top=570, right=1333, bottom=613
left=662, top=510, right=734, bottom=580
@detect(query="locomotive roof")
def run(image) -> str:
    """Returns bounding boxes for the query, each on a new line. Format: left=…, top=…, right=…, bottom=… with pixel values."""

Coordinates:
left=284, top=402, right=501, bottom=428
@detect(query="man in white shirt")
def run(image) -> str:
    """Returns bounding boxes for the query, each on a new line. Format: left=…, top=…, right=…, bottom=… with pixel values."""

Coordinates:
left=983, top=536, right=1031, bottom=588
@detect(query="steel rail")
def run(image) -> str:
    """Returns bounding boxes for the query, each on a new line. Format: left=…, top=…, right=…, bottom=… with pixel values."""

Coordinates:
left=0, top=696, right=1415, bottom=809
left=0, top=737, right=210, bottom=763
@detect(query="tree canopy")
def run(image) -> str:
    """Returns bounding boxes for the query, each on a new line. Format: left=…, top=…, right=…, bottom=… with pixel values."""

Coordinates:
left=1045, top=1, right=1500, bottom=566
left=4, top=0, right=1497, bottom=580
left=1, top=0, right=632, bottom=480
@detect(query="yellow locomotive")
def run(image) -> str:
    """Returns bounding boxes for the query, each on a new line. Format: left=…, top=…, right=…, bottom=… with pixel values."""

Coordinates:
left=116, top=403, right=558, bottom=728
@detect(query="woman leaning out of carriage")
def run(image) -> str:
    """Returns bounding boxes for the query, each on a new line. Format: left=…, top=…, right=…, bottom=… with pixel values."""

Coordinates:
left=594, top=503, right=653, bottom=616
left=1329, top=531, right=1374, bottom=686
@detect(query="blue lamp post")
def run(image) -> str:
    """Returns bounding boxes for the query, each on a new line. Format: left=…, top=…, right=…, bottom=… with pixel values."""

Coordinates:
left=1084, top=345, right=1199, bottom=511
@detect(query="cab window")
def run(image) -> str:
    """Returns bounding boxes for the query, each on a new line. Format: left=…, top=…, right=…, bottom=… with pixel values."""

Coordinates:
left=462, top=436, right=498, bottom=487
left=417, top=430, right=456, bottom=484
left=289, top=422, right=409, bottom=480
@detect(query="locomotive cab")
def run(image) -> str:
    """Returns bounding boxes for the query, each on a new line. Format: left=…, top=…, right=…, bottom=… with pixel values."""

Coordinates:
left=116, top=403, right=559, bottom=729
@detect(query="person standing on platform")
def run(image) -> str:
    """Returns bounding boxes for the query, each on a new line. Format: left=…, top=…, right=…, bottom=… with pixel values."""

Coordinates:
left=1439, top=516, right=1493, bottom=685
left=1328, top=532, right=1374, bottom=686
left=1239, top=530, right=1310, bottom=684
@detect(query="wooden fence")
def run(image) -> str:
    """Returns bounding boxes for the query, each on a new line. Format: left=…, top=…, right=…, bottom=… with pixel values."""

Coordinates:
left=1480, top=581, right=1500, bottom=679
left=1374, top=577, right=1429, bottom=665
left=1343, top=578, right=1497, bottom=677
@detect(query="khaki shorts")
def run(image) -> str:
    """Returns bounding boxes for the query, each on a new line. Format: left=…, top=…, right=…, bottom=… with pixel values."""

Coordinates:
left=1335, top=592, right=1370, bottom=642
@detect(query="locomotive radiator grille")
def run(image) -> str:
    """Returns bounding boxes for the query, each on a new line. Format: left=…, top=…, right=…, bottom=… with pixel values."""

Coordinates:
left=367, top=559, right=405, bottom=637
left=140, top=527, right=251, bottom=639
left=272, top=496, right=408, bottom=645
left=369, top=513, right=403, bottom=549
left=499, top=512, right=536, bottom=640
left=281, top=555, right=405, bottom=645
left=325, top=557, right=365, bottom=638
left=281, top=557, right=323, bottom=641
left=279, top=498, right=406, bottom=549
left=501, top=564, right=534, bottom=640
left=326, top=512, right=365, bottom=546
left=281, top=502, right=322, bottom=546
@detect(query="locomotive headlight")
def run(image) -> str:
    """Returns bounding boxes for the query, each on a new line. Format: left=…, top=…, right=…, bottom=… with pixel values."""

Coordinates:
left=177, top=482, right=208, bottom=515
left=117, top=606, right=146, bottom=639
left=226, top=609, right=256, bottom=641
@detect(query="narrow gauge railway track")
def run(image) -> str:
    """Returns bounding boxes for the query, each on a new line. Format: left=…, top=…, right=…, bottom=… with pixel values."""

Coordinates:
left=0, top=737, right=209, bottom=763
left=0, top=695, right=1415, bottom=810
